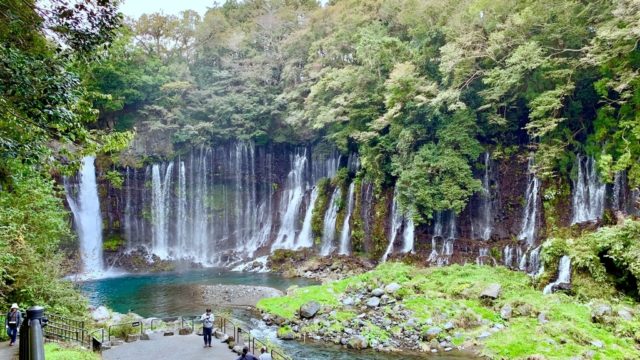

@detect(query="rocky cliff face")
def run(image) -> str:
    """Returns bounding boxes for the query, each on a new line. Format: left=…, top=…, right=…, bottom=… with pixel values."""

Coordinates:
left=75, top=142, right=639, bottom=271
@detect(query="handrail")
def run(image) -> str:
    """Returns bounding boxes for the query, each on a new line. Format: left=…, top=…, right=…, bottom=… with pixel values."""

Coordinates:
left=143, top=313, right=291, bottom=360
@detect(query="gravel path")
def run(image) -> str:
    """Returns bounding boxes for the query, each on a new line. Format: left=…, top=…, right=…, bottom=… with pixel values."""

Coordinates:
left=102, top=332, right=239, bottom=360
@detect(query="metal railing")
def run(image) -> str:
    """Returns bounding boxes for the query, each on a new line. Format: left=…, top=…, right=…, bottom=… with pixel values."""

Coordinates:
left=144, top=313, right=291, bottom=360
left=43, top=312, right=103, bottom=352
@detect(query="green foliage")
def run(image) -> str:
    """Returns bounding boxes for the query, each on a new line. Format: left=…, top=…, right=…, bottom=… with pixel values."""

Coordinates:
left=45, top=343, right=100, bottom=360
left=0, top=161, right=87, bottom=315
left=311, top=178, right=331, bottom=243
left=103, top=234, right=125, bottom=252
left=259, top=262, right=640, bottom=359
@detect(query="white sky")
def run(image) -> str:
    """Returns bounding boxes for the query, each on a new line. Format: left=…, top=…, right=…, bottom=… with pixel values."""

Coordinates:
left=119, top=0, right=217, bottom=19
left=119, top=0, right=327, bottom=19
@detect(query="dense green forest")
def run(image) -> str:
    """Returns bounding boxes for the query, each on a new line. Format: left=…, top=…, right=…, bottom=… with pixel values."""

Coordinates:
left=90, top=0, right=640, bottom=224
left=1, top=0, right=639, bottom=320
left=0, top=0, right=126, bottom=314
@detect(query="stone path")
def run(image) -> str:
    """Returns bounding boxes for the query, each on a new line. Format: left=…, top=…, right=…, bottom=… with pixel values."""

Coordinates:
left=0, top=341, right=18, bottom=360
left=103, top=332, right=239, bottom=360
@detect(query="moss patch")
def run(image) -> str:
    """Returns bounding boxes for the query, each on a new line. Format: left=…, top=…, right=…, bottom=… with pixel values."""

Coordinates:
left=258, top=262, right=640, bottom=359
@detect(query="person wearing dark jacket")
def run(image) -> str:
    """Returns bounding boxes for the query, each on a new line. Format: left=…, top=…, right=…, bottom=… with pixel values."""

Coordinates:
left=236, top=345, right=259, bottom=360
left=5, top=303, right=22, bottom=346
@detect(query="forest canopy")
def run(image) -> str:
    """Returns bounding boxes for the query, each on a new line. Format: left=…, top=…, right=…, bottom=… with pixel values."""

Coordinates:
left=87, top=0, right=640, bottom=223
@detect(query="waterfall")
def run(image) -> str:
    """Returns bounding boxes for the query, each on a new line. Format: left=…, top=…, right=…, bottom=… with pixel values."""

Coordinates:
left=476, top=247, right=491, bottom=265
left=474, top=152, right=493, bottom=240
left=382, top=189, right=404, bottom=261
left=176, top=161, right=187, bottom=255
left=151, top=162, right=174, bottom=259
left=518, top=156, right=540, bottom=246
left=427, top=211, right=457, bottom=266
left=272, top=150, right=308, bottom=250
left=320, top=187, right=342, bottom=255
left=347, top=153, right=360, bottom=173
left=543, top=255, right=571, bottom=294
left=571, top=156, right=606, bottom=224
left=338, top=182, right=356, bottom=255
left=297, top=186, right=319, bottom=249
left=503, top=245, right=513, bottom=268
left=64, top=156, right=104, bottom=274
left=401, top=216, right=415, bottom=254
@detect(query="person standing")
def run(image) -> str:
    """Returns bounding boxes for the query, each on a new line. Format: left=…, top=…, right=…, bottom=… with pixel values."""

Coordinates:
left=5, top=303, right=22, bottom=346
left=258, top=346, right=273, bottom=360
left=200, top=308, right=214, bottom=348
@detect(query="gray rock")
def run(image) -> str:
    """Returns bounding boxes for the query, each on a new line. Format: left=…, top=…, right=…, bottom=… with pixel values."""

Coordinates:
left=342, top=297, right=355, bottom=306
left=477, top=331, right=491, bottom=339
left=591, top=304, right=612, bottom=323
left=366, top=297, right=381, bottom=308
left=500, top=304, right=512, bottom=320
left=140, top=333, right=150, bottom=341
left=443, top=322, right=454, bottom=331
left=91, top=306, right=110, bottom=322
left=348, top=335, right=368, bottom=349
left=125, top=334, right=140, bottom=343
left=300, top=301, right=321, bottom=318
left=277, top=328, right=295, bottom=340
left=232, top=345, right=244, bottom=354
left=423, top=327, right=442, bottom=341
left=385, top=283, right=401, bottom=294
left=538, top=312, right=548, bottom=324
left=372, top=288, right=385, bottom=297
left=480, top=283, right=502, bottom=299
left=617, top=308, right=633, bottom=321
left=590, top=340, right=604, bottom=348
left=493, top=323, right=505, bottom=330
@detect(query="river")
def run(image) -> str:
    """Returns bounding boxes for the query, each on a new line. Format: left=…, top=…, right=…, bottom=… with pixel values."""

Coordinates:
left=80, top=268, right=475, bottom=359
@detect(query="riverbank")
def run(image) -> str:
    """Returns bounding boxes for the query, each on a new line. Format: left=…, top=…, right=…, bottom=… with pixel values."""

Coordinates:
left=257, top=262, right=640, bottom=359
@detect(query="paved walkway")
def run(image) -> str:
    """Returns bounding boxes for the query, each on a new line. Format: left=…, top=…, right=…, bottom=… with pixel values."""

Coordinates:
left=0, top=341, right=18, bottom=360
left=103, top=332, right=239, bottom=360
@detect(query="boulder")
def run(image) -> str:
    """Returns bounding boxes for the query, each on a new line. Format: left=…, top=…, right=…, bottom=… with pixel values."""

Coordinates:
left=342, top=297, right=355, bottom=306
left=348, top=335, right=368, bottom=350
left=178, top=327, right=193, bottom=335
left=443, top=322, right=455, bottom=331
left=277, top=327, right=295, bottom=340
left=617, top=308, right=634, bottom=321
left=516, top=303, right=533, bottom=317
left=140, top=333, right=150, bottom=341
left=538, top=312, right=548, bottom=324
left=423, top=327, right=442, bottom=341
left=480, top=284, right=502, bottom=300
left=232, top=345, right=244, bottom=354
left=372, top=288, right=385, bottom=297
left=163, top=331, right=174, bottom=336
left=500, top=304, right=512, bottom=320
left=385, top=282, right=401, bottom=294
left=91, top=306, right=110, bottom=322
left=125, top=334, right=140, bottom=343
left=300, top=301, right=321, bottom=319
left=366, top=297, right=381, bottom=308
left=591, top=304, right=612, bottom=323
